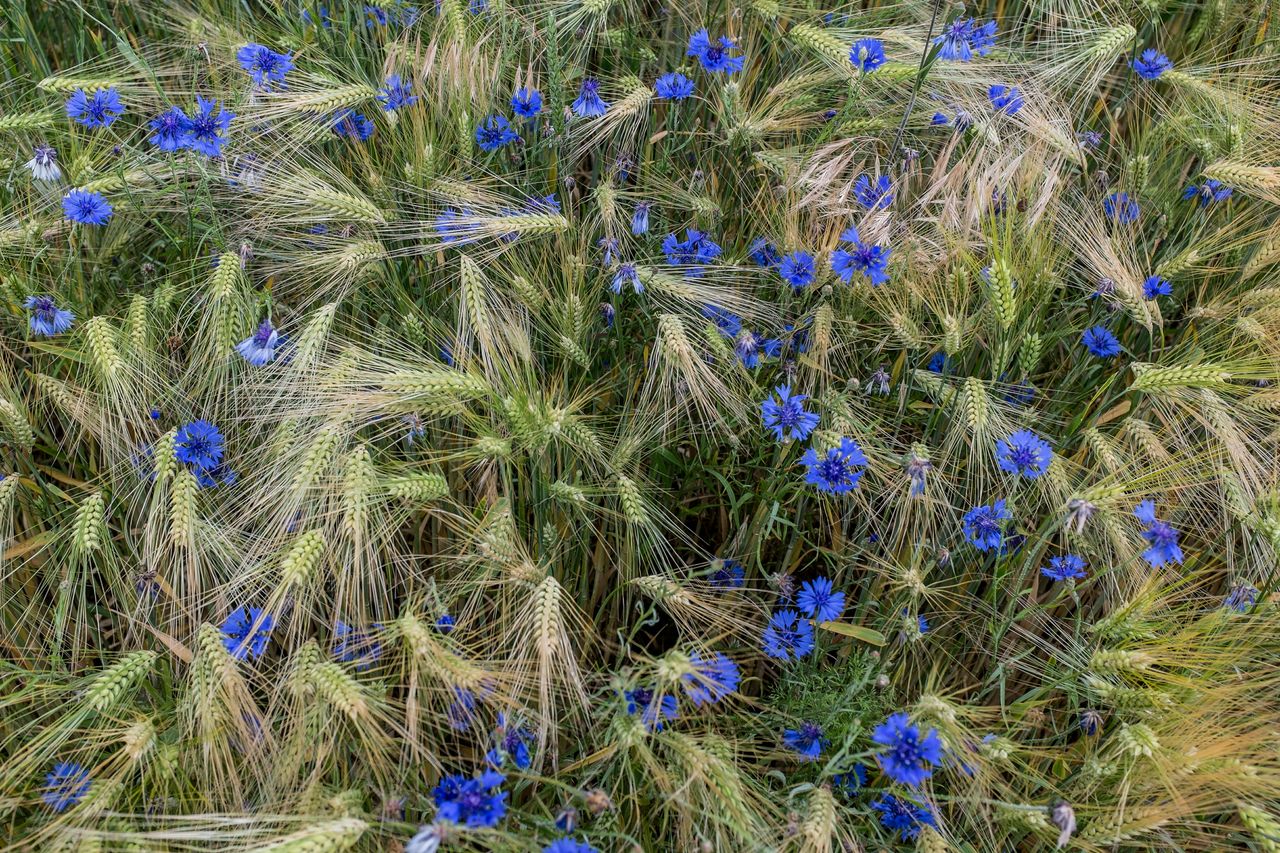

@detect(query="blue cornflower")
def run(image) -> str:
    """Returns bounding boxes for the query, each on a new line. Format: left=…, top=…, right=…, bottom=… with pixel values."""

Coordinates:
left=571, top=79, right=609, bottom=117
left=1183, top=179, right=1232, bottom=207
left=854, top=174, right=893, bottom=210
left=511, top=88, right=542, bottom=118
left=687, top=29, right=744, bottom=74
left=762, top=609, right=816, bottom=660
left=333, top=621, right=382, bottom=670
left=963, top=500, right=1012, bottom=552
left=1082, top=325, right=1121, bottom=358
left=927, top=352, right=951, bottom=373
left=625, top=686, right=678, bottom=731
left=433, top=769, right=507, bottom=828
left=1041, top=554, right=1087, bottom=582
left=831, top=226, right=891, bottom=286
left=850, top=38, right=887, bottom=72
left=42, top=762, right=90, bottom=812
left=906, top=610, right=929, bottom=635
left=331, top=108, right=375, bottom=140
left=662, top=229, right=722, bottom=269
left=710, top=558, right=745, bottom=588
left=487, top=713, right=533, bottom=769
left=1080, top=708, right=1104, bottom=735
left=475, top=115, right=520, bottom=151
left=784, top=722, right=829, bottom=760
left=778, top=251, right=816, bottom=289
left=931, top=111, right=950, bottom=126
left=378, top=75, right=418, bottom=111
left=1134, top=500, right=1183, bottom=568
left=236, top=319, right=283, bottom=366
left=833, top=764, right=868, bottom=797
left=1142, top=275, right=1172, bottom=300
left=175, top=420, right=225, bottom=470
left=1131, top=49, right=1172, bottom=80
left=995, top=430, right=1052, bottom=479
left=797, top=576, right=845, bottom=623
left=186, top=96, right=234, bottom=157
left=682, top=652, right=740, bottom=706
left=761, top=385, right=820, bottom=442
left=600, top=302, right=615, bottom=328
left=631, top=202, right=651, bottom=234
left=655, top=72, right=695, bottom=100
left=149, top=106, right=191, bottom=152
left=748, top=237, right=781, bottom=268
left=1223, top=584, right=1259, bottom=612
left=872, top=712, right=943, bottom=787
left=1104, top=191, right=1139, bottom=223
left=933, top=18, right=997, bottom=61
left=872, top=794, right=936, bottom=841
left=598, top=236, right=618, bottom=266
left=237, top=44, right=294, bottom=88
left=62, top=189, right=113, bottom=226
left=220, top=606, right=275, bottom=660
left=733, top=330, right=770, bottom=369
left=543, top=839, right=599, bottom=853
left=702, top=304, right=742, bottom=337
left=436, top=613, right=456, bottom=633
left=24, top=295, right=74, bottom=336
left=801, top=437, right=868, bottom=494
left=611, top=263, right=643, bottom=294
left=988, top=84, right=1024, bottom=114
left=65, top=87, right=123, bottom=128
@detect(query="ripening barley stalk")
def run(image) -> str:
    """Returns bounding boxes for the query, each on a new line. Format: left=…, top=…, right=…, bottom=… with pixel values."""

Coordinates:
left=1, top=1, right=1278, bottom=851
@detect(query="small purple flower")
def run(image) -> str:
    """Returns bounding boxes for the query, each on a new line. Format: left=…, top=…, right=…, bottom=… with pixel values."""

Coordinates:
left=237, top=44, right=294, bottom=88
left=778, top=251, right=816, bottom=288
left=377, top=74, right=417, bottom=111
left=801, top=438, right=868, bottom=494
left=988, top=84, right=1024, bottom=115
left=512, top=88, right=542, bottom=118
left=761, top=385, right=820, bottom=442
left=1082, top=325, right=1121, bottom=358
left=963, top=500, right=1012, bottom=552
left=872, top=712, right=943, bottom=787
left=24, top=295, right=74, bottom=336
left=1142, top=275, right=1172, bottom=300
left=762, top=609, right=815, bottom=660
left=1134, top=500, right=1183, bottom=568
left=1104, top=192, right=1139, bottom=223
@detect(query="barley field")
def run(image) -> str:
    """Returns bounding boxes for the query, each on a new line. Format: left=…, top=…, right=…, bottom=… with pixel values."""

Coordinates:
left=1, top=0, right=1279, bottom=850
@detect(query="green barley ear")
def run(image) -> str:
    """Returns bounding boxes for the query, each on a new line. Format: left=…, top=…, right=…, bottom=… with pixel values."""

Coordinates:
left=1130, top=362, right=1231, bottom=393
left=1203, top=161, right=1280, bottom=203
left=0, top=399, right=33, bottom=452
left=254, top=818, right=368, bottom=853
left=386, top=472, right=450, bottom=503
left=616, top=474, right=650, bottom=527
left=37, top=74, right=120, bottom=93
left=169, top=469, right=199, bottom=547
left=73, top=492, right=107, bottom=555
left=82, top=316, right=124, bottom=380
left=280, top=529, right=327, bottom=590
left=788, top=23, right=850, bottom=66
left=1086, top=24, right=1136, bottom=62
left=292, top=422, right=343, bottom=496
left=1155, top=248, right=1199, bottom=279
left=1238, top=804, right=1280, bottom=852
left=153, top=429, right=178, bottom=483
left=84, top=651, right=158, bottom=713
left=341, top=446, right=376, bottom=538
left=986, top=257, right=1018, bottom=331
left=209, top=253, right=245, bottom=360
left=291, top=303, right=339, bottom=366
left=1018, top=333, right=1042, bottom=376
left=799, top=785, right=838, bottom=850
left=124, top=294, right=148, bottom=355
left=0, top=110, right=58, bottom=132
left=941, top=314, right=964, bottom=356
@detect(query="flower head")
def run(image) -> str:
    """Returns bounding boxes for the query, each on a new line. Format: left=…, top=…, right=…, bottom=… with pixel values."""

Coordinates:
left=543, top=839, right=599, bottom=853
left=487, top=713, right=534, bottom=769
left=1131, top=48, right=1172, bottom=80
left=963, top=500, right=1012, bottom=552
left=1142, top=275, right=1172, bottom=300
left=850, top=38, right=887, bottom=72
left=175, top=419, right=225, bottom=470
left=710, top=559, right=745, bottom=588
left=831, top=226, right=890, bottom=286
left=872, top=794, right=936, bottom=841
left=237, top=44, right=294, bottom=88
left=655, top=72, right=695, bottom=100
left=433, top=769, right=507, bottom=828
left=65, top=87, right=123, bottom=128
left=1183, top=179, right=1232, bottom=207
left=512, top=87, right=542, bottom=117
left=872, top=712, right=943, bottom=786
left=854, top=174, right=893, bottom=210
left=625, top=686, right=678, bottom=731
left=236, top=319, right=283, bottom=366
left=933, top=18, right=997, bottom=61
left=378, top=74, right=418, bottom=111
left=62, top=189, right=113, bottom=226
left=24, top=295, right=74, bottom=336
left=630, top=202, right=651, bottom=234
left=186, top=96, right=235, bottom=157
left=331, top=108, right=375, bottom=140
left=572, top=79, right=608, bottom=117
left=1041, top=554, right=1087, bottom=582
left=475, top=114, right=520, bottom=151
left=784, top=722, right=828, bottom=760
left=1133, top=500, right=1183, bottom=568
left=663, top=229, right=722, bottom=269
left=733, top=329, right=771, bottom=369
left=801, top=437, right=868, bottom=494
left=1104, top=191, right=1139, bottom=223
left=149, top=106, right=192, bottom=152
left=42, top=762, right=90, bottom=812
left=995, top=430, right=1052, bottom=479
left=778, top=251, right=816, bottom=288
left=797, top=576, right=845, bottom=622
left=220, top=606, right=275, bottom=660
left=611, top=263, right=643, bottom=294
left=1223, top=584, right=1259, bottom=613
left=333, top=621, right=382, bottom=670
left=1082, top=325, right=1121, bottom=358
left=702, top=303, right=742, bottom=337
left=762, top=609, right=815, bottom=660
left=25, top=144, right=61, bottom=182
left=761, top=385, right=820, bottom=442
left=988, top=84, right=1024, bottom=114
left=687, top=29, right=745, bottom=74
left=682, top=652, right=740, bottom=706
